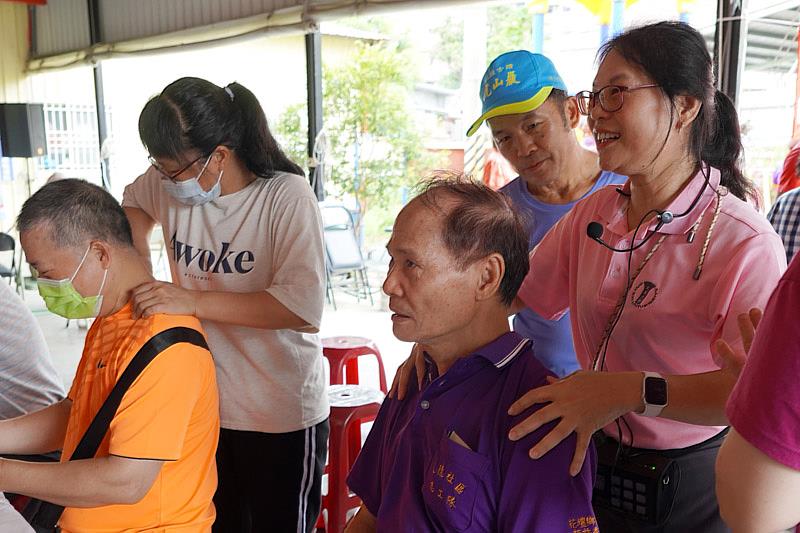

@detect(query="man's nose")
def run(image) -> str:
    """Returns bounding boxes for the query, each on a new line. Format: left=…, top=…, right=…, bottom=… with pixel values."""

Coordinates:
left=383, top=265, right=400, bottom=297
left=516, top=133, right=538, bottom=158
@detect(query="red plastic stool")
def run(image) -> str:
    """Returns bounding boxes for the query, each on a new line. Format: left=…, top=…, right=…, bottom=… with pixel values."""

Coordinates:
left=316, top=385, right=384, bottom=533
left=321, top=337, right=388, bottom=478
left=322, top=336, right=388, bottom=393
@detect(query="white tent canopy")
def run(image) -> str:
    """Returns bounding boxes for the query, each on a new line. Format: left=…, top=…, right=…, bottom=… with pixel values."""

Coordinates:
left=29, top=0, right=490, bottom=71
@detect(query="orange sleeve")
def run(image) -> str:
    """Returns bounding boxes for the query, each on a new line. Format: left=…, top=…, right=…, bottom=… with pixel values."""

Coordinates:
left=107, top=343, right=212, bottom=461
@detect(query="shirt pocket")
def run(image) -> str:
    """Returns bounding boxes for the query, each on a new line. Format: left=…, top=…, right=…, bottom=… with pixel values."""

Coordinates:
left=422, top=431, right=490, bottom=532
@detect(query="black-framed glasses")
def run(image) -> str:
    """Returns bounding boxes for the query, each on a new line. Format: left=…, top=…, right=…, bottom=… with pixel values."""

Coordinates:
left=575, top=84, right=660, bottom=115
left=148, top=153, right=208, bottom=181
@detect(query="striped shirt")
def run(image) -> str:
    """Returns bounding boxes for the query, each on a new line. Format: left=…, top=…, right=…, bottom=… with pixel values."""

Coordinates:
left=768, top=187, right=800, bottom=264
left=0, top=280, right=64, bottom=418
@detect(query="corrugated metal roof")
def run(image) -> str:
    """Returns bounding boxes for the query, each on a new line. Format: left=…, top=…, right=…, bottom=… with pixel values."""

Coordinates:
left=30, top=1, right=799, bottom=73
left=702, top=1, right=800, bottom=73
left=99, top=0, right=300, bottom=44
left=746, top=7, right=798, bottom=71
left=29, top=0, right=488, bottom=69
left=34, top=0, right=91, bottom=56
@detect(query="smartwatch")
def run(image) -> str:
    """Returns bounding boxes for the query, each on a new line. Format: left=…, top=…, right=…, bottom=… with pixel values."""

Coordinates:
left=640, top=371, right=668, bottom=417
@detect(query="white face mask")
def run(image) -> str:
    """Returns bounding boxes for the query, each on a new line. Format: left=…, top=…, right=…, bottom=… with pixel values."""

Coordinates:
left=161, top=154, right=224, bottom=206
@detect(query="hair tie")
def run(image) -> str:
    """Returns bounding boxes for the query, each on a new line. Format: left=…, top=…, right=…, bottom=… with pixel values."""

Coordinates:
left=224, top=86, right=234, bottom=101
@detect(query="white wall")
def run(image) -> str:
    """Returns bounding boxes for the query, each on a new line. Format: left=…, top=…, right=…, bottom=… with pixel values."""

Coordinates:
left=0, top=2, right=37, bottom=232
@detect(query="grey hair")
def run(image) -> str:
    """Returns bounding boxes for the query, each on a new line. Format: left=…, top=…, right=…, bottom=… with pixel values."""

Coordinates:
left=413, top=171, right=530, bottom=307
left=17, top=179, right=134, bottom=248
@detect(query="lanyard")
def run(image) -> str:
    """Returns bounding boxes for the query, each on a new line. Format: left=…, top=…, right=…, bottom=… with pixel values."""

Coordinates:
left=591, top=234, right=667, bottom=371
left=590, top=191, right=724, bottom=371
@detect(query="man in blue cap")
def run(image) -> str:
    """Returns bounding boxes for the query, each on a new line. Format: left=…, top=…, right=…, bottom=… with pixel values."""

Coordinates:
left=469, top=50, right=626, bottom=378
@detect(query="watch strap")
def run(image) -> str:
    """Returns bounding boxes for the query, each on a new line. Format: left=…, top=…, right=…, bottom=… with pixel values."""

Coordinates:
left=641, top=371, right=667, bottom=417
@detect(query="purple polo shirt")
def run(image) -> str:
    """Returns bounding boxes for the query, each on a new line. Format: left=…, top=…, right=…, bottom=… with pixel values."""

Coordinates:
left=347, top=332, right=597, bottom=532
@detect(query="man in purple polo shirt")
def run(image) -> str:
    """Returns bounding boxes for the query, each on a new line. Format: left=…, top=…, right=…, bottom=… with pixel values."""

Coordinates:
left=345, top=176, right=597, bottom=533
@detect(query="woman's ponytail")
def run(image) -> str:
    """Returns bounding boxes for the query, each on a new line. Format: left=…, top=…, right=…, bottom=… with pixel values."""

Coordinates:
left=138, top=77, right=304, bottom=180
left=701, top=90, right=756, bottom=204
left=226, top=82, right=304, bottom=178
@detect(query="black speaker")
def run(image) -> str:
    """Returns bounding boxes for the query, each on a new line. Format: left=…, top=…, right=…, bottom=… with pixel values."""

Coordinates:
left=0, top=103, right=47, bottom=158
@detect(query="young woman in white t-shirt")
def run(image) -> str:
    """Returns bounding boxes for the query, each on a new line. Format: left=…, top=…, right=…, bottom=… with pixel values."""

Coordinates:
left=122, top=77, right=328, bottom=533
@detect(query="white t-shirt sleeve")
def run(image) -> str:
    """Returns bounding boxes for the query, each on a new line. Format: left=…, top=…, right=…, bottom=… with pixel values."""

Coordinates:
left=0, top=282, right=65, bottom=419
left=0, top=495, right=33, bottom=533
left=264, top=175, right=326, bottom=330
left=121, top=167, right=164, bottom=223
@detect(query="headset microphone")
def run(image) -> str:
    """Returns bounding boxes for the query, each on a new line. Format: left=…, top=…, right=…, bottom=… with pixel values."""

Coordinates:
left=587, top=221, right=604, bottom=241
left=588, top=165, right=714, bottom=253
left=586, top=220, right=659, bottom=253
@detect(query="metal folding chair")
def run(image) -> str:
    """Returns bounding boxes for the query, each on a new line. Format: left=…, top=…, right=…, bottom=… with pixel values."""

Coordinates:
left=321, top=205, right=373, bottom=308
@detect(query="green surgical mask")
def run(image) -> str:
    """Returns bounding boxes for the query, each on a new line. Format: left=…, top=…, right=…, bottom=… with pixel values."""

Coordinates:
left=36, top=246, right=108, bottom=319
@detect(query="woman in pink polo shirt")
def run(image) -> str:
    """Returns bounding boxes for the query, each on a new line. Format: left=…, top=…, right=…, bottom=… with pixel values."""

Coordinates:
left=505, top=21, right=786, bottom=532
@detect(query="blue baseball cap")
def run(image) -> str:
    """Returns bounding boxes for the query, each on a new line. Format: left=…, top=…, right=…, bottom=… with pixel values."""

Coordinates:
left=467, top=50, right=568, bottom=137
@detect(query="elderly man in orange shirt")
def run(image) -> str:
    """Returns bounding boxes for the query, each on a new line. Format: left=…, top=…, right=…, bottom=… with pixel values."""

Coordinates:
left=0, top=178, right=219, bottom=533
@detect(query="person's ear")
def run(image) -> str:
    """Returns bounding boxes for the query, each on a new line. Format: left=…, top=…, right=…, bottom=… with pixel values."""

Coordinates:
left=90, top=240, right=112, bottom=270
left=564, top=96, right=581, bottom=130
left=212, top=145, right=232, bottom=170
left=475, top=253, right=505, bottom=302
left=675, top=95, right=701, bottom=130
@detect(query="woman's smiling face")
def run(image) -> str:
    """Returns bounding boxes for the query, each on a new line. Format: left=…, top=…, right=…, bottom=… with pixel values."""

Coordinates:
left=588, top=49, right=677, bottom=178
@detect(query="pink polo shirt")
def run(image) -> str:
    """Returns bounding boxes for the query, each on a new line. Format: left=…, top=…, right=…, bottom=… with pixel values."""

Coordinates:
left=518, top=167, right=786, bottom=450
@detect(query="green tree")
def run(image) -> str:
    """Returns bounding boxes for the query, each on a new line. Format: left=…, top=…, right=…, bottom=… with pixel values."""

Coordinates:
left=430, top=5, right=534, bottom=91
left=273, top=102, right=308, bottom=169
left=322, top=40, right=419, bottom=224
left=487, top=4, right=534, bottom=61
left=432, top=16, right=464, bottom=89
left=275, top=40, right=436, bottom=237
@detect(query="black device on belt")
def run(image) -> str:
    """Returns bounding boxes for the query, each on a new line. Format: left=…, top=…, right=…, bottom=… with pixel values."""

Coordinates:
left=593, top=436, right=679, bottom=525
left=592, top=428, right=728, bottom=526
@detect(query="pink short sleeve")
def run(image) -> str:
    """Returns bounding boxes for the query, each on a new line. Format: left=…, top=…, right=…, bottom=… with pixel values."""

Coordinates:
left=708, top=233, right=787, bottom=366
left=516, top=206, right=575, bottom=321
